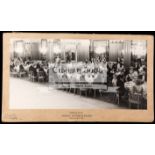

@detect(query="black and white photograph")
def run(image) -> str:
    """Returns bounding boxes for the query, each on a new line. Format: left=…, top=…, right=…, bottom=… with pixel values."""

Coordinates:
left=0, top=1, right=155, bottom=155
left=9, top=38, right=147, bottom=110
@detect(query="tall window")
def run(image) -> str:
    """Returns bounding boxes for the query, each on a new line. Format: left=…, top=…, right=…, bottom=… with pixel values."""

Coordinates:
left=40, top=39, right=48, bottom=60
left=92, top=40, right=108, bottom=61
left=131, top=40, right=147, bottom=65
left=14, top=40, right=24, bottom=57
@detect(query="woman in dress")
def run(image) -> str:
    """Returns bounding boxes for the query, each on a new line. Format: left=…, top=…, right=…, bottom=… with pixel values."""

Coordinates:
left=132, top=79, right=143, bottom=94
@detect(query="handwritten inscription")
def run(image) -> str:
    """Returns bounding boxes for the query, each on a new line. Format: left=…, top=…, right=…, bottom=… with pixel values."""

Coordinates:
left=62, top=112, right=93, bottom=121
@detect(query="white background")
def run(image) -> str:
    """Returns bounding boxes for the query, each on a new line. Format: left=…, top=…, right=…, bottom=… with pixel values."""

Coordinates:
left=0, top=0, right=154, bottom=155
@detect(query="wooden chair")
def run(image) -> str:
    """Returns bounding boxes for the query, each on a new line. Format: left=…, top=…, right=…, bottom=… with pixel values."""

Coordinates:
left=128, top=93, right=143, bottom=109
left=62, top=76, right=70, bottom=91
left=92, top=74, right=108, bottom=98
left=79, top=76, right=88, bottom=97
left=72, top=82, right=80, bottom=95
left=55, top=78, right=63, bottom=90
left=69, top=77, right=77, bottom=94
left=31, top=72, right=37, bottom=82
left=10, top=71, right=18, bottom=77
left=93, top=83, right=108, bottom=98
left=28, top=71, right=33, bottom=81
left=38, top=71, right=45, bottom=82
left=102, top=86, right=120, bottom=105
left=79, top=86, right=88, bottom=97
left=19, top=71, right=27, bottom=78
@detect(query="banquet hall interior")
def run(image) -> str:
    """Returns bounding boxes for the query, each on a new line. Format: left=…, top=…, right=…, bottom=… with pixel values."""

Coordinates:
left=9, top=39, right=147, bottom=109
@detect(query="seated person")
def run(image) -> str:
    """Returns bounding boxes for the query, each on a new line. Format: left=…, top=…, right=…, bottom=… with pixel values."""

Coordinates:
left=107, top=62, right=113, bottom=70
left=117, top=57, right=121, bottom=63
left=107, top=64, right=115, bottom=85
left=29, top=65, right=34, bottom=72
left=117, top=75, right=126, bottom=98
left=29, top=65, right=37, bottom=76
left=38, top=65, right=45, bottom=73
left=14, top=64, right=20, bottom=72
left=133, top=61, right=140, bottom=71
left=25, top=59, right=30, bottom=65
left=76, top=69, right=82, bottom=81
left=132, top=68, right=139, bottom=80
left=10, top=61, right=15, bottom=72
left=132, top=79, right=143, bottom=94
left=138, top=74, right=147, bottom=96
left=112, top=63, right=117, bottom=72
left=101, top=58, right=107, bottom=68
left=38, top=67, right=46, bottom=79
left=139, top=66, right=146, bottom=82
left=120, top=58, right=124, bottom=64
left=55, top=56, right=61, bottom=64
left=124, top=76, right=135, bottom=93
left=112, top=74, right=117, bottom=86
left=125, top=68, right=134, bottom=82
left=139, top=65, right=144, bottom=73
left=116, top=62, right=121, bottom=71
left=125, top=75, right=132, bottom=82
left=36, top=63, right=41, bottom=72
left=48, top=66, right=58, bottom=83
left=117, top=63, right=125, bottom=73
left=19, top=64, right=25, bottom=72
left=101, top=69, right=107, bottom=83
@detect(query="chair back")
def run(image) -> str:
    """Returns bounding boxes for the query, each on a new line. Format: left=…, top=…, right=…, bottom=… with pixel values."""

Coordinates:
left=38, top=71, right=44, bottom=77
left=129, top=93, right=142, bottom=105
left=29, top=71, right=33, bottom=76
left=31, top=71, right=35, bottom=76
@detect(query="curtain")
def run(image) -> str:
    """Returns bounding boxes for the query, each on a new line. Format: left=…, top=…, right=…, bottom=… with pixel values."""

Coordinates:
left=109, top=41, right=124, bottom=62
left=31, top=43, right=40, bottom=60
left=123, top=41, right=131, bottom=67
left=109, top=41, right=132, bottom=67
left=77, top=41, right=90, bottom=62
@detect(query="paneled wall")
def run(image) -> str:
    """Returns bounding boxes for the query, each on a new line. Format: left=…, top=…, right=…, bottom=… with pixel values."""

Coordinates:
left=30, top=42, right=40, bottom=60
left=123, top=41, right=132, bottom=67
left=49, top=40, right=90, bottom=62
left=109, top=41, right=124, bottom=61
left=109, top=40, right=132, bottom=67
left=12, top=39, right=146, bottom=66
left=77, top=40, right=90, bottom=61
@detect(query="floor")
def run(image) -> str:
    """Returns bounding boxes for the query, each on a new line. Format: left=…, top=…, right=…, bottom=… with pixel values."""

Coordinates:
left=9, top=77, right=122, bottom=109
